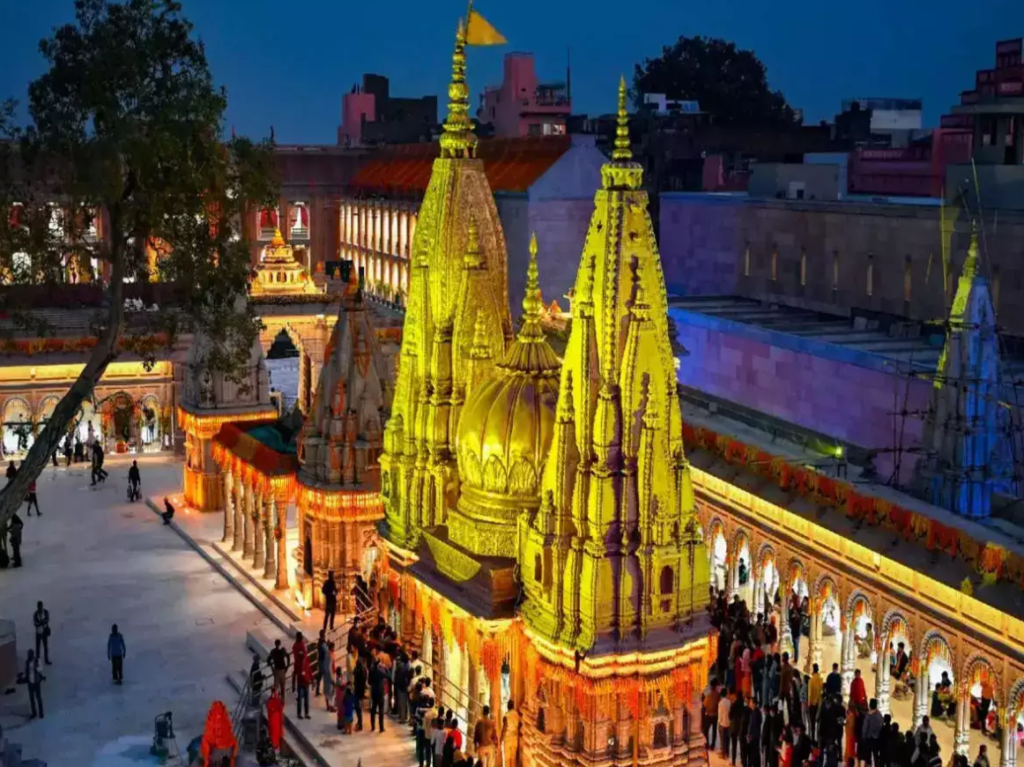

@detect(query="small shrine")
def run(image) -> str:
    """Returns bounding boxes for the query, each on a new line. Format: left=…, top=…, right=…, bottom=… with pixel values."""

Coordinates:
left=251, top=229, right=322, bottom=296
left=295, top=270, right=392, bottom=611
left=178, top=302, right=277, bottom=511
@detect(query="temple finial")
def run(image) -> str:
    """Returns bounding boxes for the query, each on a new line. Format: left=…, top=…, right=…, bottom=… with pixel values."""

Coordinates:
left=519, top=232, right=545, bottom=340
left=440, top=18, right=478, bottom=159
left=612, top=75, right=632, bottom=162
left=470, top=312, right=491, bottom=359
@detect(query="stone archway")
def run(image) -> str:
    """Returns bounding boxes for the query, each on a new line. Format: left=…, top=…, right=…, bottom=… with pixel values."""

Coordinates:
left=731, top=529, right=752, bottom=604
left=877, top=608, right=914, bottom=715
left=916, top=630, right=955, bottom=727
left=955, top=653, right=1001, bottom=758
left=2, top=397, right=33, bottom=456
left=841, top=591, right=874, bottom=698
left=707, top=517, right=728, bottom=593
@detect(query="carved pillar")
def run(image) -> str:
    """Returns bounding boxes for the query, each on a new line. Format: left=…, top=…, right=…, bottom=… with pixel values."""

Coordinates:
left=875, top=632, right=891, bottom=716
left=275, top=497, right=288, bottom=590
left=913, top=664, right=929, bottom=728
left=953, top=681, right=971, bottom=756
left=232, top=479, right=244, bottom=551
left=780, top=592, right=794, bottom=658
left=753, top=571, right=763, bottom=618
left=841, top=621, right=855, bottom=700
left=264, top=495, right=277, bottom=579
left=253, top=490, right=266, bottom=570
left=242, top=483, right=254, bottom=559
left=1000, top=710, right=1017, bottom=767
left=222, top=470, right=234, bottom=543
left=809, top=604, right=823, bottom=674
left=408, top=211, right=416, bottom=257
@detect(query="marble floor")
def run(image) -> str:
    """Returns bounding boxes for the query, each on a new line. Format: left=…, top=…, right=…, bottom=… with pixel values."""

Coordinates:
left=0, top=456, right=276, bottom=767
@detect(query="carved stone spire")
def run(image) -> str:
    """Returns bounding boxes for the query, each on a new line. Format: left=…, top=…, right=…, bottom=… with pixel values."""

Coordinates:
left=439, top=19, right=477, bottom=160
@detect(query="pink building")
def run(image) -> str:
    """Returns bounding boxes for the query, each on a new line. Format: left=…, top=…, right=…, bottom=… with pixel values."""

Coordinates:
left=338, top=89, right=375, bottom=146
left=477, top=53, right=571, bottom=138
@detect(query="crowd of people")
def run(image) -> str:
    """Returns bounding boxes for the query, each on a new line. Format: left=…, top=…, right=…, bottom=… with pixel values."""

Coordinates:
left=255, top=574, right=520, bottom=767
left=704, top=587, right=991, bottom=767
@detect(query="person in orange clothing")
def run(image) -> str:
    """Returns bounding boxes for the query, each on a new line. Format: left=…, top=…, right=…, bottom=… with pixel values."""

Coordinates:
left=266, top=689, right=284, bottom=750
left=295, top=649, right=313, bottom=720
left=291, top=632, right=307, bottom=693
left=849, top=668, right=868, bottom=712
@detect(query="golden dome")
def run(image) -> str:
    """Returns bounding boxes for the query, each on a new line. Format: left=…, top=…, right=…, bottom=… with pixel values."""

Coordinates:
left=451, top=233, right=560, bottom=557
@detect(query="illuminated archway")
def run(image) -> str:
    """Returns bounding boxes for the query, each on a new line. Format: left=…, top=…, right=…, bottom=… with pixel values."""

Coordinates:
left=139, top=394, right=162, bottom=452
left=2, top=397, right=33, bottom=455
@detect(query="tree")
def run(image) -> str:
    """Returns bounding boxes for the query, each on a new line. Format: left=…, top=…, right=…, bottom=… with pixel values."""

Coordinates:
left=0, top=0, right=278, bottom=532
left=632, top=36, right=795, bottom=126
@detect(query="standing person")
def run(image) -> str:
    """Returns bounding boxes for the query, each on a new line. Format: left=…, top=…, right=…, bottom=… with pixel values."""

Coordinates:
left=502, top=700, right=520, bottom=767
left=979, top=677, right=994, bottom=736
left=825, top=663, right=843, bottom=699
left=5, top=460, right=17, bottom=485
left=128, top=461, right=141, bottom=501
left=719, top=691, right=733, bottom=758
left=849, top=668, right=868, bottom=712
left=394, top=652, right=412, bottom=724
left=353, top=654, right=367, bottom=731
left=107, top=624, right=126, bottom=684
left=473, top=705, right=498, bottom=767
left=295, top=649, right=312, bottom=719
left=731, top=693, right=748, bottom=767
left=746, top=703, right=763, bottom=767
left=8, top=512, right=23, bottom=567
left=63, top=438, right=72, bottom=468
left=33, top=601, right=51, bottom=665
left=369, top=656, right=387, bottom=733
left=974, top=745, right=990, bottom=767
left=433, top=715, right=448, bottom=767
left=314, top=630, right=328, bottom=697
left=861, top=699, right=884, bottom=767
left=249, top=653, right=264, bottom=707
left=24, top=649, right=44, bottom=719
left=807, top=664, right=823, bottom=740
left=25, top=478, right=40, bottom=516
left=703, top=680, right=721, bottom=749
left=267, top=639, right=289, bottom=701
left=321, top=571, right=338, bottom=632
left=291, top=632, right=307, bottom=693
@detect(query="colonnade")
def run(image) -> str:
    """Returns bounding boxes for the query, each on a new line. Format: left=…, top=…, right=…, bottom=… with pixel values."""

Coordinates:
left=701, top=506, right=1024, bottom=767
left=221, top=469, right=289, bottom=591
left=339, top=199, right=416, bottom=302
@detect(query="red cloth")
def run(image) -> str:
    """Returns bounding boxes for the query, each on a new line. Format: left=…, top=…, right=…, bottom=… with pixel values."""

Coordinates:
left=850, top=676, right=868, bottom=710
left=266, top=693, right=284, bottom=749
left=447, top=728, right=463, bottom=750
left=295, top=653, right=313, bottom=686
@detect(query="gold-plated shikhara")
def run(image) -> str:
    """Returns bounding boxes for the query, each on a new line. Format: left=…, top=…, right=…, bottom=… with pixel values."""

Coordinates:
left=379, top=28, right=711, bottom=763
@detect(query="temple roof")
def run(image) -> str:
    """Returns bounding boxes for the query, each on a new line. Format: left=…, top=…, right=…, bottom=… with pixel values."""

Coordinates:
left=350, top=136, right=572, bottom=195
left=213, top=419, right=299, bottom=477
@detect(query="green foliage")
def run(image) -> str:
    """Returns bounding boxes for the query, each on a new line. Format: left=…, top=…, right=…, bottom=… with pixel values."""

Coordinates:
left=632, top=36, right=795, bottom=126
left=0, top=0, right=279, bottom=527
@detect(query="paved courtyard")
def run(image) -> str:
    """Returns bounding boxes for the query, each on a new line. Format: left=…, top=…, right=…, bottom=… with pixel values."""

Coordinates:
left=0, top=455, right=276, bottom=767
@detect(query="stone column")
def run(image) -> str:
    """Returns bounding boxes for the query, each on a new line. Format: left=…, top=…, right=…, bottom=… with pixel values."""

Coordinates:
left=222, top=470, right=234, bottom=543
left=953, top=681, right=971, bottom=756
left=275, top=498, right=288, bottom=590
left=468, top=653, right=481, bottom=740
left=253, top=490, right=266, bottom=570
left=232, top=479, right=244, bottom=551
left=913, top=664, right=929, bottom=728
left=264, top=495, right=277, bottom=579
left=840, top=622, right=855, bottom=700
left=875, top=632, right=891, bottom=715
left=752, top=571, right=763, bottom=618
left=242, top=483, right=254, bottom=559
left=809, top=606, right=823, bottom=674
left=780, top=592, right=794, bottom=658
left=1000, top=710, right=1018, bottom=767
left=408, top=211, right=416, bottom=257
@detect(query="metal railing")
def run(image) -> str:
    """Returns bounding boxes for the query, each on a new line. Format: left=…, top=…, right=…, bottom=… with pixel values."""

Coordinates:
left=229, top=603, right=379, bottom=742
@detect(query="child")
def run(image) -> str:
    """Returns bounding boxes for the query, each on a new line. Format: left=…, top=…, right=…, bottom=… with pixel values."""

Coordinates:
left=342, top=683, right=358, bottom=734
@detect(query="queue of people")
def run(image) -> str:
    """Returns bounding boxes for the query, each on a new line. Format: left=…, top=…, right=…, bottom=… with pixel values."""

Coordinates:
left=259, top=610, right=520, bottom=767
left=705, top=587, right=989, bottom=767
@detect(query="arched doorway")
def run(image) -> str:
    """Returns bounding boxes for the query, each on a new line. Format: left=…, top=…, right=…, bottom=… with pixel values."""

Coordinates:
left=266, top=329, right=301, bottom=410
left=74, top=400, right=101, bottom=451
left=2, top=398, right=33, bottom=456
left=710, top=523, right=728, bottom=593
left=918, top=632, right=956, bottom=728
left=103, top=392, right=137, bottom=452
left=35, top=395, right=60, bottom=437
left=139, top=394, right=162, bottom=452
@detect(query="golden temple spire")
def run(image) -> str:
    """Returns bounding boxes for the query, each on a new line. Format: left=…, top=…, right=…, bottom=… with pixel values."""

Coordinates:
left=440, top=18, right=478, bottom=159
left=519, top=232, right=544, bottom=338
left=271, top=228, right=285, bottom=247
left=469, top=312, right=492, bottom=359
left=612, top=75, right=632, bottom=162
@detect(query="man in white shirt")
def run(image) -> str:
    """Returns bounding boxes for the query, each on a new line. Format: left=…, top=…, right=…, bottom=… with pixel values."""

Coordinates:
left=718, top=692, right=733, bottom=757
left=25, top=649, right=45, bottom=719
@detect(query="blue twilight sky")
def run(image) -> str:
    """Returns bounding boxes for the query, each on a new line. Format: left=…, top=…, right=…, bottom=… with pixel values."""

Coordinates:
left=2, top=0, right=1021, bottom=145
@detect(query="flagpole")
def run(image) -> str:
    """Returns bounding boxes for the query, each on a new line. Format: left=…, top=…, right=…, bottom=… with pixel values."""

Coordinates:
left=465, top=0, right=474, bottom=31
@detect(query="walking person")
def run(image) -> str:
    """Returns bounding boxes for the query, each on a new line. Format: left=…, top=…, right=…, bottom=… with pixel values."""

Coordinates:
left=107, top=624, right=126, bottom=684
left=314, top=630, right=328, bottom=697
left=719, top=691, right=733, bottom=759
left=473, top=705, right=498, bottom=767
left=321, top=571, right=338, bottom=632
left=33, top=601, right=51, bottom=665
left=295, top=649, right=312, bottom=719
left=25, top=479, right=40, bottom=516
left=128, top=460, right=141, bottom=502
left=267, top=639, right=289, bottom=701
left=353, top=654, right=367, bottom=731
left=24, top=649, right=45, bottom=719
left=9, top=512, right=24, bottom=568
left=6, top=460, right=17, bottom=486
left=369, top=656, right=387, bottom=733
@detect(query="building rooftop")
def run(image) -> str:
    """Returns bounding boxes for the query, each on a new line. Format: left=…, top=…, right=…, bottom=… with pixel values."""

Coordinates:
left=349, top=135, right=572, bottom=194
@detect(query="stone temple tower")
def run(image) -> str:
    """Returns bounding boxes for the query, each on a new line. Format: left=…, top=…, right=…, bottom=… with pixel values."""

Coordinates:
left=379, top=19, right=514, bottom=551
left=517, top=79, right=711, bottom=767
left=915, top=224, right=1015, bottom=518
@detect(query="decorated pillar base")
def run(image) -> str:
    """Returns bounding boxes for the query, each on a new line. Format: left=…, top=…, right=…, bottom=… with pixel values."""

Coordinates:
left=275, top=533, right=288, bottom=591
left=184, top=466, right=223, bottom=512
left=264, top=528, right=276, bottom=579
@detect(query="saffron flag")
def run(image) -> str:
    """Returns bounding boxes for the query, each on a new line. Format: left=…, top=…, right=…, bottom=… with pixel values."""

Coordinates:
left=466, top=10, right=506, bottom=46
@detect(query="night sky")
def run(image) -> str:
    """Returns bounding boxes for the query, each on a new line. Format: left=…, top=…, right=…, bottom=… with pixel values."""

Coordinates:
left=2, top=0, right=1021, bottom=144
